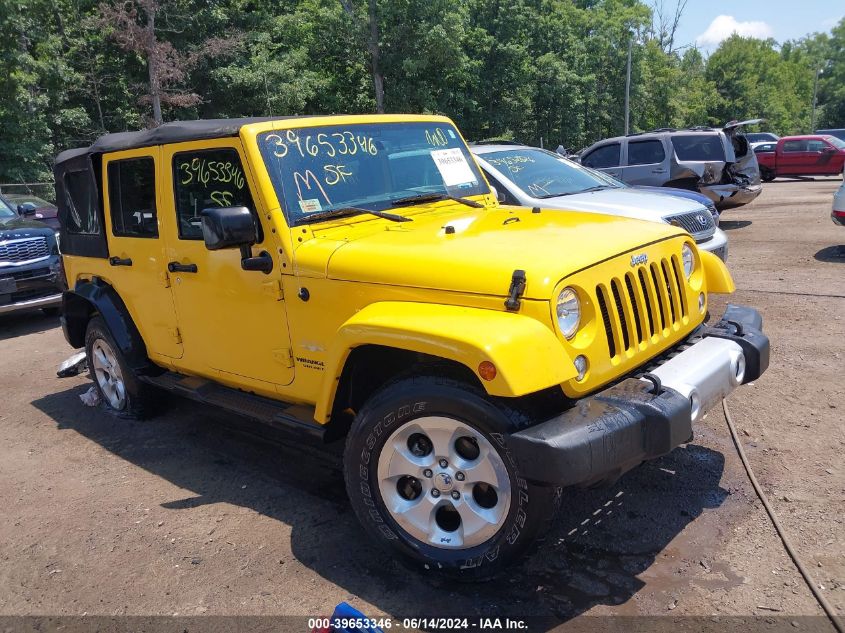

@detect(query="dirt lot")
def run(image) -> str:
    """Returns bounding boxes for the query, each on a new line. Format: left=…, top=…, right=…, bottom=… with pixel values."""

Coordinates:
left=0, top=179, right=843, bottom=626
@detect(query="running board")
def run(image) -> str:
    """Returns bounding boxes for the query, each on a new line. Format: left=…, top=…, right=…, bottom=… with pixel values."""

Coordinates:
left=141, top=371, right=325, bottom=440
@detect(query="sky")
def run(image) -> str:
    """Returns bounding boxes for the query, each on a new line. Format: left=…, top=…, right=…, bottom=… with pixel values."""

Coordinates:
left=668, top=1, right=843, bottom=53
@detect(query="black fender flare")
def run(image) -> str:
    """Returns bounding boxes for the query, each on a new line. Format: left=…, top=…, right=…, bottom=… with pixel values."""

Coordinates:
left=61, top=278, right=160, bottom=375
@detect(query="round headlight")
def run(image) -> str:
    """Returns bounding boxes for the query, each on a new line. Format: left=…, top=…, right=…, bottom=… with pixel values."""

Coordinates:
left=681, top=243, right=695, bottom=278
left=556, top=287, right=581, bottom=339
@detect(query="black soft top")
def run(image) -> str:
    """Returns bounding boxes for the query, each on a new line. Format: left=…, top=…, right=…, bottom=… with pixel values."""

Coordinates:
left=54, top=116, right=302, bottom=166
left=54, top=116, right=303, bottom=259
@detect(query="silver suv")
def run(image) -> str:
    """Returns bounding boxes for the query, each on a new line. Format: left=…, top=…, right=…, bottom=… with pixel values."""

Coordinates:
left=579, top=120, right=763, bottom=209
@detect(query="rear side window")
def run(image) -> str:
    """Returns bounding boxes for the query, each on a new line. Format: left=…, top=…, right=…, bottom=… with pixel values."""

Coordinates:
left=63, top=170, right=101, bottom=235
left=582, top=143, right=621, bottom=169
left=107, top=158, right=158, bottom=238
left=627, top=140, right=665, bottom=165
left=782, top=140, right=807, bottom=152
left=671, top=135, right=726, bottom=161
left=172, top=148, right=257, bottom=240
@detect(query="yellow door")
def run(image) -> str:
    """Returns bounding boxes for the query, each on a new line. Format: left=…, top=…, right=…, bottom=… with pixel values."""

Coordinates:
left=101, top=148, right=183, bottom=360
left=159, top=139, right=294, bottom=393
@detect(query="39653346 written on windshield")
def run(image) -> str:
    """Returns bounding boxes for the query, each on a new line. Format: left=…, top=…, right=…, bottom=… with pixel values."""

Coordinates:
left=256, top=122, right=490, bottom=224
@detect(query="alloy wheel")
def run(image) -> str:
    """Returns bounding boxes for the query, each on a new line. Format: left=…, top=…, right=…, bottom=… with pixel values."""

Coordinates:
left=376, top=416, right=512, bottom=549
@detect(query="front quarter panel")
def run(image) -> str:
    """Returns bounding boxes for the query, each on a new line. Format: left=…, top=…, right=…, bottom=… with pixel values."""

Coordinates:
left=315, top=301, right=576, bottom=422
left=700, top=250, right=735, bottom=294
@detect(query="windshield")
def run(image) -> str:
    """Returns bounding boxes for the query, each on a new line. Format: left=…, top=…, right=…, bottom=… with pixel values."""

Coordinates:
left=0, top=196, right=15, bottom=218
left=257, top=122, right=489, bottom=225
left=483, top=149, right=616, bottom=198
left=671, top=135, right=726, bottom=161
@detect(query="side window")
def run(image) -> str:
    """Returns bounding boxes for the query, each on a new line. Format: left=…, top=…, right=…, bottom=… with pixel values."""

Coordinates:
left=172, top=148, right=258, bottom=240
left=107, top=158, right=158, bottom=238
left=627, top=140, right=665, bottom=165
left=782, top=140, right=807, bottom=152
left=582, top=143, right=621, bottom=169
left=807, top=140, right=827, bottom=152
left=64, top=170, right=101, bottom=235
left=482, top=170, right=519, bottom=204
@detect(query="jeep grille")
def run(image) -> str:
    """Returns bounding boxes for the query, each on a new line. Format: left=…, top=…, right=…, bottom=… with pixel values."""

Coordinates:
left=667, top=210, right=716, bottom=242
left=595, top=256, right=689, bottom=359
left=0, top=237, right=50, bottom=266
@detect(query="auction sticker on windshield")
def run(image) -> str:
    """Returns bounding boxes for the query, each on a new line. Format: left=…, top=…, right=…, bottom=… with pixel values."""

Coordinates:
left=299, top=198, right=322, bottom=213
left=430, top=148, right=477, bottom=187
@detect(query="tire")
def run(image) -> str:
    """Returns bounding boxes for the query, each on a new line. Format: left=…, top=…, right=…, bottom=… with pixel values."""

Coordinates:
left=343, top=375, right=561, bottom=580
left=84, top=316, right=153, bottom=419
left=760, top=167, right=775, bottom=182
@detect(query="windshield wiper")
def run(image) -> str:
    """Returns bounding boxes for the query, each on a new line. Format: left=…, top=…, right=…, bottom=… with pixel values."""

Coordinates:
left=294, top=206, right=411, bottom=226
left=390, top=192, right=484, bottom=209
left=536, top=185, right=608, bottom=199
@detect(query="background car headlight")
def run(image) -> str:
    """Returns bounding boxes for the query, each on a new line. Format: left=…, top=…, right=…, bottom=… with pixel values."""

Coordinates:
left=556, top=287, right=581, bottom=339
left=682, top=243, right=695, bottom=278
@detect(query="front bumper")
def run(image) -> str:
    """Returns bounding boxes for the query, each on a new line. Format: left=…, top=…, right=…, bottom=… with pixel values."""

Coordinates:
left=0, top=258, right=63, bottom=315
left=508, top=303, right=769, bottom=486
left=697, top=226, right=728, bottom=262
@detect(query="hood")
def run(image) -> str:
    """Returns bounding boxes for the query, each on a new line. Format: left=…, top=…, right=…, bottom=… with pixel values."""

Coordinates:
left=521, top=188, right=706, bottom=221
left=0, top=214, right=57, bottom=238
left=299, top=206, right=685, bottom=300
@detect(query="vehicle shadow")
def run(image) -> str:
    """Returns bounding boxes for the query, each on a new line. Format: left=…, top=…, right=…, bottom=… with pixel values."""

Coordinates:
left=719, top=220, right=752, bottom=231
left=814, top=245, right=845, bottom=262
left=0, top=310, right=60, bottom=340
left=32, top=385, right=729, bottom=625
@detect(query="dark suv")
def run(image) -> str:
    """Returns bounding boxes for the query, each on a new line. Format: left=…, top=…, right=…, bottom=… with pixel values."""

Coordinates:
left=0, top=196, right=63, bottom=316
left=580, top=120, right=763, bottom=209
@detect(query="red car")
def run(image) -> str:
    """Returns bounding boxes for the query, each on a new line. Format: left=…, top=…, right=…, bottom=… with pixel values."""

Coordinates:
left=756, top=135, right=845, bottom=181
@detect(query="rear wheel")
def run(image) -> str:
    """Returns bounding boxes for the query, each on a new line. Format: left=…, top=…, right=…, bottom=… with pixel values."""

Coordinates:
left=760, top=166, right=775, bottom=182
left=85, top=316, right=153, bottom=418
left=344, top=375, right=560, bottom=580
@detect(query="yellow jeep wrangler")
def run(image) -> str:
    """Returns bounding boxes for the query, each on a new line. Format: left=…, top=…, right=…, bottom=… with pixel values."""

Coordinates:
left=54, top=114, right=769, bottom=578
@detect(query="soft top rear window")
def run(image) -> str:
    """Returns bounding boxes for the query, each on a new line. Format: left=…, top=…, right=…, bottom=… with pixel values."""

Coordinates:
left=671, top=135, right=726, bottom=161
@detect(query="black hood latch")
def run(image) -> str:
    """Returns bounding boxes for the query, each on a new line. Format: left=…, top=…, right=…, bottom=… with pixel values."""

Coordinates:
left=504, top=269, right=526, bottom=311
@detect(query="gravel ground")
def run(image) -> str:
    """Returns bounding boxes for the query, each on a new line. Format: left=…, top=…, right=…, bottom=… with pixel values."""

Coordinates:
left=0, top=179, right=842, bottom=626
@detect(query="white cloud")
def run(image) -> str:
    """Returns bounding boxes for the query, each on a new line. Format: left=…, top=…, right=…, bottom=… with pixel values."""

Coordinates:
left=696, top=15, right=774, bottom=47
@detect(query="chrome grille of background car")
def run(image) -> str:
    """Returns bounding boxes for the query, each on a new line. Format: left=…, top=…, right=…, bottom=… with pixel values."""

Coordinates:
left=0, top=237, right=50, bottom=265
left=595, top=257, right=689, bottom=359
left=666, top=210, right=716, bottom=242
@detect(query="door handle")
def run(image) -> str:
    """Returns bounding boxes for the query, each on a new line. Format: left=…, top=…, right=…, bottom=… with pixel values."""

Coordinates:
left=167, top=261, right=198, bottom=273
left=109, top=256, right=133, bottom=267
left=651, top=169, right=667, bottom=174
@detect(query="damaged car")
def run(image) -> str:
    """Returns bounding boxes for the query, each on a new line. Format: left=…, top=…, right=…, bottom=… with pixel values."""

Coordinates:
left=580, top=119, right=763, bottom=209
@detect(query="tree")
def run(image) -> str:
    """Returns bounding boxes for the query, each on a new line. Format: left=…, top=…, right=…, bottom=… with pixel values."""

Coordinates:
left=97, top=0, right=238, bottom=126
left=339, top=0, right=384, bottom=113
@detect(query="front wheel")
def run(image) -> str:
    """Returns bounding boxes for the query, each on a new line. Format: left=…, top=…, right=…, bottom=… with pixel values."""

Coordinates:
left=344, top=375, right=560, bottom=580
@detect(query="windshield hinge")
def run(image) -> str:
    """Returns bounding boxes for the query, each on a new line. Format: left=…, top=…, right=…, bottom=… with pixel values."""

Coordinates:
left=273, top=348, right=294, bottom=368
left=504, top=269, right=526, bottom=311
left=263, top=279, right=284, bottom=301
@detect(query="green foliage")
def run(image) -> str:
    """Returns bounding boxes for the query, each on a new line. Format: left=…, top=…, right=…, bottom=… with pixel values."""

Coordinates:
left=0, top=0, right=843, bottom=184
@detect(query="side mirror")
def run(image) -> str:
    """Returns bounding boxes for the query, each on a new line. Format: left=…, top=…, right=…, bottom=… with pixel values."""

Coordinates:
left=200, top=206, right=256, bottom=250
left=200, top=206, right=273, bottom=274
left=822, top=146, right=836, bottom=154
left=18, top=202, right=37, bottom=216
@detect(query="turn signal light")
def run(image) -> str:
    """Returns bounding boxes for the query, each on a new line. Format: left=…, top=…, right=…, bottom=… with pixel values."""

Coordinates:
left=478, top=361, right=497, bottom=381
